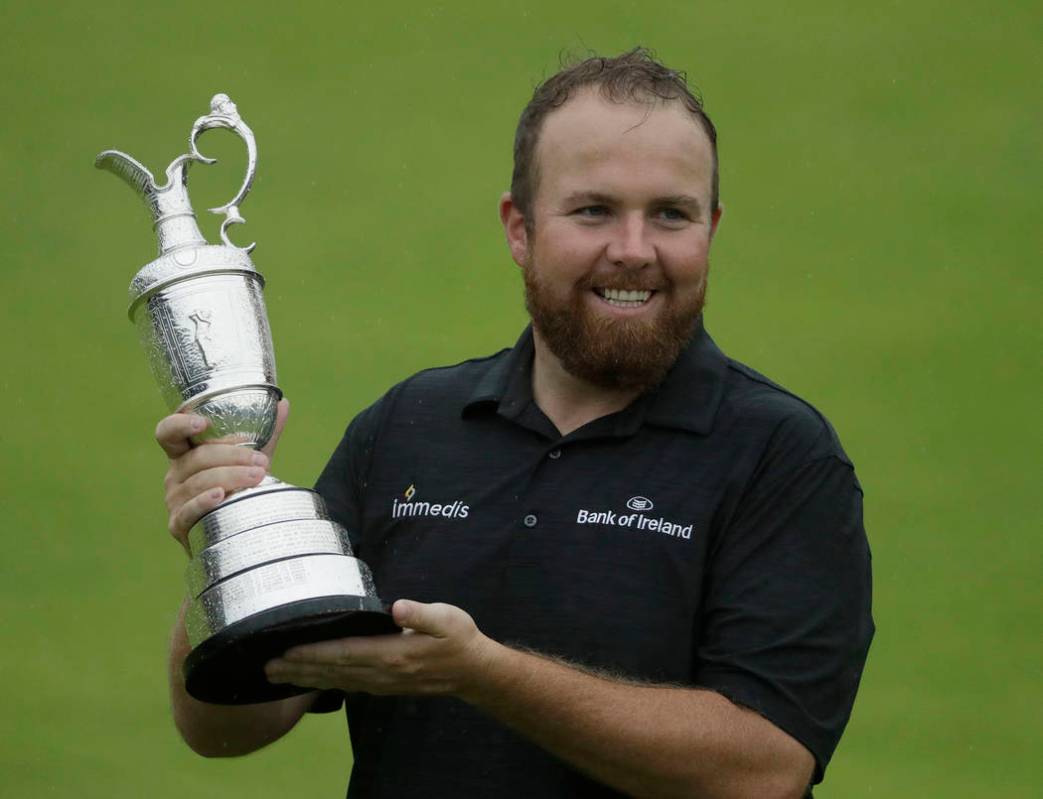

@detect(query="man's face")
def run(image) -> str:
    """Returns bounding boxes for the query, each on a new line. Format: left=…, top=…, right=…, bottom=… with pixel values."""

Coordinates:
left=505, top=89, right=721, bottom=391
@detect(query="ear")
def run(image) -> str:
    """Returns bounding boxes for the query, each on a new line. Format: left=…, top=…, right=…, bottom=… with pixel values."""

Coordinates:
left=708, top=204, right=723, bottom=242
left=499, top=192, right=529, bottom=268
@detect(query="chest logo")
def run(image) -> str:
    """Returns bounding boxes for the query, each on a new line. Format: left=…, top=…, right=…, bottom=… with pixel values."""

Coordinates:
left=576, top=497, right=692, bottom=540
left=626, top=496, right=654, bottom=512
left=391, top=485, right=470, bottom=520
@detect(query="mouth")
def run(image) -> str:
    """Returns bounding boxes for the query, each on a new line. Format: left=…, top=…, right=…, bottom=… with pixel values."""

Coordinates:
left=593, top=287, right=656, bottom=309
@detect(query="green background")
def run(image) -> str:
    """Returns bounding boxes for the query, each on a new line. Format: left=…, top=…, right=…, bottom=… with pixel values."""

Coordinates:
left=2, top=1, right=1039, bottom=795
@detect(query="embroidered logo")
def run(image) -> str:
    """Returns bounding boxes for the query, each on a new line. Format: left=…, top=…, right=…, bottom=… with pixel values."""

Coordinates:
left=391, top=484, right=470, bottom=520
left=626, top=496, right=654, bottom=512
left=576, top=496, right=692, bottom=540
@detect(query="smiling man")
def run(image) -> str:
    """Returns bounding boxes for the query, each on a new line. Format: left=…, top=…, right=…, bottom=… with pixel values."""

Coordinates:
left=157, top=49, right=873, bottom=798
left=508, top=85, right=720, bottom=419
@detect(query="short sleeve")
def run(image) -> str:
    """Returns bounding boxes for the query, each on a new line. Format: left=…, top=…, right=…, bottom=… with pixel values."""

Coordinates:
left=313, top=399, right=385, bottom=547
left=306, top=400, right=386, bottom=714
left=695, top=446, right=874, bottom=783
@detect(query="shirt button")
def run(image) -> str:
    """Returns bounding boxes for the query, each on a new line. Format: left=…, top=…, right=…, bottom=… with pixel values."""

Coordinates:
left=523, top=513, right=538, bottom=528
left=548, top=449, right=562, bottom=460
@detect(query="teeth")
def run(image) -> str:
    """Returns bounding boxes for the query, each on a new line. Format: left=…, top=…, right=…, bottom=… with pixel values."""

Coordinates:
left=597, top=288, right=652, bottom=307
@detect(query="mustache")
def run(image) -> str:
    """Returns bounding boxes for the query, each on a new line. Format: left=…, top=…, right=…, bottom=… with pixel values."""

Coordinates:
left=578, top=269, right=667, bottom=292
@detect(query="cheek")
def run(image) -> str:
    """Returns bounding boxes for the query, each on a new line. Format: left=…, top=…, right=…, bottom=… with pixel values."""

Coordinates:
left=660, top=238, right=711, bottom=283
left=533, top=235, right=599, bottom=280
left=663, top=259, right=707, bottom=289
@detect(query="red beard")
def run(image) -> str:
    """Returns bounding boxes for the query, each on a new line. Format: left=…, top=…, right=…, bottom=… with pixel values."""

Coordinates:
left=523, top=265, right=706, bottom=392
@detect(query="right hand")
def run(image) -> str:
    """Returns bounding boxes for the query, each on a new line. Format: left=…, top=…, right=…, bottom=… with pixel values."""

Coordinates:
left=155, top=398, right=290, bottom=552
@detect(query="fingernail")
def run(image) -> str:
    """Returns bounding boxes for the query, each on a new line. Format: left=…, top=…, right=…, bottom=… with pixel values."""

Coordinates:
left=249, top=467, right=266, bottom=480
left=251, top=452, right=268, bottom=467
left=190, top=417, right=206, bottom=432
left=209, top=488, right=224, bottom=501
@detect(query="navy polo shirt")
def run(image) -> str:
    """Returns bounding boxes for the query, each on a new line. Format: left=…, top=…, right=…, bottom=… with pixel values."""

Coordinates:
left=314, top=321, right=873, bottom=798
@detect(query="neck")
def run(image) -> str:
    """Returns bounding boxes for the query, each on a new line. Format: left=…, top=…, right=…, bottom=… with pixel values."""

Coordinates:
left=530, top=328, right=643, bottom=437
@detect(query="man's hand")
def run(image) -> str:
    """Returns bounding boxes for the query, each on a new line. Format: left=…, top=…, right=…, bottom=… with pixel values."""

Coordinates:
left=155, top=398, right=289, bottom=552
left=264, top=599, right=495, bottom=696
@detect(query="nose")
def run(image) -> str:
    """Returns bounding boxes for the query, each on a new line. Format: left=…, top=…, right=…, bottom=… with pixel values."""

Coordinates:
left=605, top=213, right=654, bottom=268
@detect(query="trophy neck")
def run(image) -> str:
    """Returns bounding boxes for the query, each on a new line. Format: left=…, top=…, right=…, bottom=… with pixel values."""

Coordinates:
left=153, top=161, right=207, bottom=255
left=156, top=213, right=206, bottom=255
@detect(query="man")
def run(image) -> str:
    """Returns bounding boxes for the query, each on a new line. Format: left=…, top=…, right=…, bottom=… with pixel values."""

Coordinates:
left=156, top=49, right=873, bottom=798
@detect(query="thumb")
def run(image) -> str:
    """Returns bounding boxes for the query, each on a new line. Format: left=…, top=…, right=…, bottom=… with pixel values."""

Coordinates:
left=261, top=398, right=290, bottom=461
left=392, top=599, right=454, bottom=637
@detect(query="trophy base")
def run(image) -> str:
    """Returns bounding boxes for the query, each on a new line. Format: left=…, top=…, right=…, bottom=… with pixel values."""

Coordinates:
left=184, top=595, right=399, bottom=704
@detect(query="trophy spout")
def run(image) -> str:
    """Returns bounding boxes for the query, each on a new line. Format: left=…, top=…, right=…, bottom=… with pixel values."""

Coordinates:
left=95, top=149, right=207, bottom=255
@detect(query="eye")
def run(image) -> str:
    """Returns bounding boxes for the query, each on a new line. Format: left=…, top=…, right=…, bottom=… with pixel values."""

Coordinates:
left=656, top=207, right=690, bottom=223
left=573, top=205, right=610, bottom=219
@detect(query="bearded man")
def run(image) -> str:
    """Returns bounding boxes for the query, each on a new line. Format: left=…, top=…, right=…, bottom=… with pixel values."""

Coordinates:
left=156, top=49, right=873, bottom=798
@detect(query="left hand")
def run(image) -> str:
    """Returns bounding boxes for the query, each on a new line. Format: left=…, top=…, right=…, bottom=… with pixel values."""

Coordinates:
left=264, top=599, right=495, bottom=697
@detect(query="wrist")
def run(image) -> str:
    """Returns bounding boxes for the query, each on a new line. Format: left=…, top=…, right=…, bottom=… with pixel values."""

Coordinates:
left=458, top=635, right=519, bottom=706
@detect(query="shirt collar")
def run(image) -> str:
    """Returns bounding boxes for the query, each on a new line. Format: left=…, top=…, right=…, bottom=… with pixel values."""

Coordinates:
left=463, top=326, right=536, bottom=418
left=462, top=318, right=727, bottom=436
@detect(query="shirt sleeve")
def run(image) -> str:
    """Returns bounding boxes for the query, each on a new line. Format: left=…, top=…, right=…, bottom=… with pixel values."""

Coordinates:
left=306, top=400, right=386, bottom=714
left=314, top=399, right=386, bottom=546
left=694, top=426, right=874, bottom=783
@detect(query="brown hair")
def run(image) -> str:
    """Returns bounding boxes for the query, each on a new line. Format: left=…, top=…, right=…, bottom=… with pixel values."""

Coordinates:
left=511, top=47, right=719, bottom=227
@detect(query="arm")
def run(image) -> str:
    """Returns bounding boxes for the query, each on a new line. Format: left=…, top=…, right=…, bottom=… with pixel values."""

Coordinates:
left=466, top=642, right=813, bottom=799
left=169, top=598, right=316, bottom=757
left=156, top=400, right=316, bottom=756
left=265, top=600, right=814, bottom=798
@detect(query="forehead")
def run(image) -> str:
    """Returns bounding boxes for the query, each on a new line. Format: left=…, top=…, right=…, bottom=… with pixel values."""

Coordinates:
left=534, top=90, right=714, bottom=201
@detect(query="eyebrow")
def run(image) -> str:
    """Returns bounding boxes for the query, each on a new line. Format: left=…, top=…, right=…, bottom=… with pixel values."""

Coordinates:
left=562, top=191, right=616, bottom=207
left=656, top=195, right=704, bottom=215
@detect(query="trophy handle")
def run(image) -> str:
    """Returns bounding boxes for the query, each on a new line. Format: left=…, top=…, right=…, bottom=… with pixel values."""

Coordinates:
left=183, top=93, right=259, bottom=253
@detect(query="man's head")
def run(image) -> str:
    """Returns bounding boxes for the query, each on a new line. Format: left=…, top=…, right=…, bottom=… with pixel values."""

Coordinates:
left=501, top=49, right=722, bottom=393
left=510, top=48, right=719, bottom=234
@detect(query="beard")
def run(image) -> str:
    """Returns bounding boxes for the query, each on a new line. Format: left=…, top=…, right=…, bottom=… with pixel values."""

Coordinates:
left=523, top=264, right=706, bottom=393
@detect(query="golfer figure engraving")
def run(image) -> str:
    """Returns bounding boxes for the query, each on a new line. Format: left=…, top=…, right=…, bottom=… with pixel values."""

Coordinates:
left=97, top=94, right=397, bottom=704
left=189, top=309, right=215, bottom=368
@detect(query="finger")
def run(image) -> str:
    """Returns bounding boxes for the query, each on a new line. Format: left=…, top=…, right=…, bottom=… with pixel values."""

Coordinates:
left=176, top=463, right=269, bottom=506
left=155, top=414, right=208, bottom=459
left=281, top=632, right=405, bottom=665
left=168, top=443, right=268, bottom=487
left=166, top=463, right=268, bottom=538
left=265, top=658, right=399, bottom=691
left=261, top=398, right=290, bottom=461
left=264, top=659, right=337, bottom=690
left=169, top=486, right=227, bottom=547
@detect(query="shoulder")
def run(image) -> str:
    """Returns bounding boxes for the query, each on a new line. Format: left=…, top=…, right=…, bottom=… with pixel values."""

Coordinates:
left=349, top=347, right=511, bottom=437
left=381, top=347, right=510, bottom=410
left=316, top=347, right=512, bottom=489
left=717, top=357, right=853, bottom=468
left=393, top=348, right=510, bottom=400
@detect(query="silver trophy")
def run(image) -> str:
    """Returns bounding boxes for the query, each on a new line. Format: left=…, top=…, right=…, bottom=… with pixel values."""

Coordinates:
left=97, top=94, right=396, bottom=704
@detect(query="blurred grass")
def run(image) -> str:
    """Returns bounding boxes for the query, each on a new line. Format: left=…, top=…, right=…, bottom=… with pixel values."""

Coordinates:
left=1, top=1, right=1039, bottom=796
